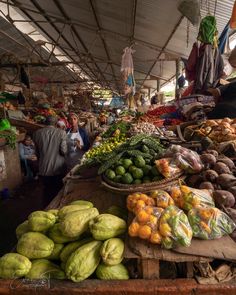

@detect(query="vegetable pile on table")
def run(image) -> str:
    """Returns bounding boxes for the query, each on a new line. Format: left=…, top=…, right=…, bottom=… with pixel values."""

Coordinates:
left=0, top=201, right=129, bottom=281
left=99, top=134, right=165, bottom=185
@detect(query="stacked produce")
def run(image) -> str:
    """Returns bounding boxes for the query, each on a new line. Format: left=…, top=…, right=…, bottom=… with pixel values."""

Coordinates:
left=186, top=150, right=236, bottom=209
left=102, top=121, right=131, bottom=138
left=0, top=201, right=129, bottom=281
left=84, top=135, right=126, bottom=162
left=129, top=122, right=162, bottom=136
left=99, top=134, right=165, bottom=185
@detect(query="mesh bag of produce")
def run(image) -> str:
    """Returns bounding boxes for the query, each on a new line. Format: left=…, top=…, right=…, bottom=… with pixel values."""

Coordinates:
left=155, top=158, right=182, bottom=178
left=159, top=205, right=192, bottom=249
left=149, top=190, right=175, bottom=209
left=170, top=185, right=215, bottom=211
left=188, top=207, right=236, bottom=240
left=128, top=206, right=164, bottom=244
left=127, top=193, right=155, bottom=214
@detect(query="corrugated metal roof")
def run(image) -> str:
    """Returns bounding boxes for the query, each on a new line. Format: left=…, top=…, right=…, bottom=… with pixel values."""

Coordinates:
left=0, top=0, right=234, bottom=94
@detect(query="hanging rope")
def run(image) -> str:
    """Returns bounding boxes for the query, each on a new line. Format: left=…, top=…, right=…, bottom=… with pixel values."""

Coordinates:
left=213, top=0, right=218, bottom=16
left=186, top=19, right=190, bottom=48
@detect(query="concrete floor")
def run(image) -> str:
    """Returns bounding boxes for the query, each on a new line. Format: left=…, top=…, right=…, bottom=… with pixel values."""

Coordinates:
left=0, top=180, right=44, bottom=255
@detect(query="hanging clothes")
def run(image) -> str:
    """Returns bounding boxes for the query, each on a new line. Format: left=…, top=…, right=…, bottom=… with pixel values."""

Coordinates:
left=186, top=42, right=224, bottom=94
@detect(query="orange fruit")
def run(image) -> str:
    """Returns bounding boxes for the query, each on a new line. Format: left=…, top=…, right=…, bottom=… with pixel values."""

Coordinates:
left=138, top=225, right=152, bottom=239
left=150, top=231, right=162, bottom=244
left=137, top=210, right=150, bottom=223
left=145, top=207, right=154, bottom=215
left=139, top=193, right=149, bottom=201
left=149, top=215, right=158, bottom=225
left=128, top=222, right=140, bottom=237
left=135, top=199, right=146, bottom=211
left=159, top=223, right=172, bottom=237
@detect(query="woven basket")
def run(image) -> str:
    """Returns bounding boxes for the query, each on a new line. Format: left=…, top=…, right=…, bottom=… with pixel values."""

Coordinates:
left=101, top=172, right=185, bottom=194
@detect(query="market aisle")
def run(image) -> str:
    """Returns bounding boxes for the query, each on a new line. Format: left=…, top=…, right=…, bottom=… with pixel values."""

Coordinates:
left=0, top=180, right=44, bottom=255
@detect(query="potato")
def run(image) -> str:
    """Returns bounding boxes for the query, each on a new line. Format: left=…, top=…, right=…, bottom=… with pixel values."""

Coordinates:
left=200, top=154, right=217, bottom=169
left=199, top=182, right=214, bottom=191
left=202, top=149, right=218, bottom=158
left=213, top=190, right=235, bottom=208
left=202, top=170, right=218, bottom=183
left=186, top=175, right=203, bottom=188
left=213, top=162, right=231, bottom=175
left=225, top=208, right=236, bottom=222
left=216, top=174, right=236, bottom=189
left=229, top=187, right=236, bottom=198
left=217, top=156, right=235, bottom=170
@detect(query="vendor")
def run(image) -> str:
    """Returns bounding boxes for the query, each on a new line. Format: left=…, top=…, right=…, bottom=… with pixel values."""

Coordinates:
left=66, top=113, right=90, bottom=171
left=207, top=81, right=236, bottom=119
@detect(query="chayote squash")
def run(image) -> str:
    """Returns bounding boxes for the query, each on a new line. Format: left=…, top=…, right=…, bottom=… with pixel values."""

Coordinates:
left=106, top=206, right=128, bottom=221
left=26, top=259, right=65, bottom=279
left=100, top=238, right=124, bottom=266
left=28, top=211, right=56, bottom=232
left=0, top=253, right=31, bottom=279
left=89, top=214, right=127, bottom=240
left=60, top=237, right=93, bottom=263
left=66, top=240, right=102, bottom=282
left=47, top=209, right=59, bottom=221
left=60, top=208, right=99, bottom=238
left=47, top=243, right=64, bottom=260
left=48, top=224, right=78, bottom=244
left=69, top=200, right=93, bottom=207
left=16, top=220, right=30, bottom=239
left=58, top=204, right=94, bottom=220
left=96, top=263, right=129, bottom=280
left=17, top=232, right=54, bottom=259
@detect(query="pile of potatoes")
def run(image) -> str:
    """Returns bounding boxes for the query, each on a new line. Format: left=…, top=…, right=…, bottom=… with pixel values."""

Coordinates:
left=187, top=149, right=236, bottom=213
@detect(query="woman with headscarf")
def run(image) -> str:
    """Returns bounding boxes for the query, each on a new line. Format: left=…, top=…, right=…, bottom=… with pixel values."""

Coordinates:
left=66, top=112, right=90, bottom=171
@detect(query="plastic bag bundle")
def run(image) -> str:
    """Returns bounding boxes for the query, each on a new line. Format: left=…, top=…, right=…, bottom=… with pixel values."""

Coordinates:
left=155, top=158, right=182, bottom=178
left=128, top=206, right=164, bottom=244
left=178, top=0, right=200, bottom=26
left=164, top=145, right=203, bottom=174
left=159, top=205, right=192, bottom=249
left=150, top=190, right=175, bottom=209
left=170, top=185, right=215, bottom=211
left=188, top=207, right=236, bottom=240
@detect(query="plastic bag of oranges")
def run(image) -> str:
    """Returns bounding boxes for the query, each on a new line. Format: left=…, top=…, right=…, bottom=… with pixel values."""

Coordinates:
left=170, top=185, right=215, bottom=211
left=128, top=206, right=164, bottom=244
left=127, top=192, right=155, bottom=214
left=159, top=205, right=192, bottom=249
left=149, top=190, right=175, bottom=209
left=188, top=207, right=236, bottom=240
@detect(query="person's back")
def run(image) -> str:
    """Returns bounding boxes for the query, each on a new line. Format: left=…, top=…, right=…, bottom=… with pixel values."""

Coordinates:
left=33, top=116, right=67, bottom=206
left=34, top=126, right=67, bottom=176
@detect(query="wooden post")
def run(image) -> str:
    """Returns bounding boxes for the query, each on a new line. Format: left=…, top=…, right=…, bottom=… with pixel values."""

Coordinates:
left=175, top=58, right=181, bottom=100
left=156, top=78, right=160, bottom=92
left=140, top=259, right=160, bottom=279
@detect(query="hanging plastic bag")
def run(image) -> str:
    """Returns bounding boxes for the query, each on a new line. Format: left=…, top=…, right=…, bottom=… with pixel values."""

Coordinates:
left=178, top=0, right=200, bottom=26
left=170, top=185, right=215, bottom=211
left=159, top=205, right=192, bottom=249
left=188, top=207, right=236, bottom=239
left=230, top=0, right=236, bottom=29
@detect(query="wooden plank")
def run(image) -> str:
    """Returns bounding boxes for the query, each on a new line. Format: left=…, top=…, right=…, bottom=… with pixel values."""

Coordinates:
left=186, top=262, right=194, bottom=278
left=140, top=259, right=160, bottom=279
left=1, top=278, right=236, bottom=295
left=173, top=236, right=236, bottom=261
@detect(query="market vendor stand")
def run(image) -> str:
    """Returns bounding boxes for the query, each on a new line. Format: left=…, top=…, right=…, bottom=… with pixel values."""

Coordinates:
left=1, top=176, right=236, bottom=294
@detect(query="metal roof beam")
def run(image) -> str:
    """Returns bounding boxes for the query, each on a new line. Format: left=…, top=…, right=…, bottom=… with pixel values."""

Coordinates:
left=1, top=1, right=185, bottom=59
left=10, top=0, right=94, bottom=86
left=130, top=0, right=137, bottom=43
left=138, top=16, right=184, bottom=91
left=53, top=0, right=111, bottom=90
left=89, top=0, right=120, bottom=94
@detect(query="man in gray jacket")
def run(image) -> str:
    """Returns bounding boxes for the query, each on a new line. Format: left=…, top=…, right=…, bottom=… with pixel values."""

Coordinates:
left=33, top=116, right=67, bottom=206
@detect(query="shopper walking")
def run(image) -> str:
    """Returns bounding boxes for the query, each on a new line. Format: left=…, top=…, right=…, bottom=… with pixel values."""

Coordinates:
left=33, top=116, right=67, bottom=207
